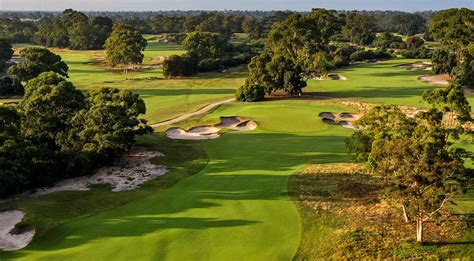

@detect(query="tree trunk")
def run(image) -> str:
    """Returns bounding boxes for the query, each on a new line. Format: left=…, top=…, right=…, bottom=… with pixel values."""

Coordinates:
left=416, top=218, right=424, bottom=243
left=402, top=204, right=410, bottom=223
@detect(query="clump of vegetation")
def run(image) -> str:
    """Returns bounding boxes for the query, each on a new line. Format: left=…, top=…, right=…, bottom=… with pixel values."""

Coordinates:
left=0, top=70, right=152, bottom=197
left=350, top=48, right=393, bottom=62
left=7, top=47, right=69, bottom=81
left=235, top=83, right=264, bottom=102
left=104, top=23, right=147, bottom=73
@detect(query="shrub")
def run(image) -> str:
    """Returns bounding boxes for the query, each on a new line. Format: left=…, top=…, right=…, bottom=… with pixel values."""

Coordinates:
left=400, top=47, right=433, bottom=59
left=350, top=49, right=393, bottom=62
left=162, top=54, right=197, bottom=78
left=405, top=36, right=425, bottom=49
left=373, top=32, right=403, bottom=48
left=235, top=83, right=265, bottom=102
left=0, top=77, right=24, bottom=96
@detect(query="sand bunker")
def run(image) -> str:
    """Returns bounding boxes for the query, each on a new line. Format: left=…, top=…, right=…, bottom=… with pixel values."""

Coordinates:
left=1, top=149, right=167, bottom=203
left=0, top=210, right=35, bottom=251
left=319, top=112, right=361, bottom=129
left=397, top=61, right=432, bottom=71
left=314, top=74, right=346, bottom=81
left=166, top=116, right=257, bottom=140
left=419, top=74, right=450, bottom=85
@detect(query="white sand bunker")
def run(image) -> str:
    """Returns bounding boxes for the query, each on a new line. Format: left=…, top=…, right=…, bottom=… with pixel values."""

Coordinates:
left=419, top=74, right=450, bottom=85
left=319, top=112, right=361, bottom=129
left=1, top=149, right=167, bottom=202
left=166, top=116, right=257, bottom=140
left=314, top=74, right=346, bottom=80
left=397, top=61, right=432, bottom=71
left=0, top=210, right=35, bottom=251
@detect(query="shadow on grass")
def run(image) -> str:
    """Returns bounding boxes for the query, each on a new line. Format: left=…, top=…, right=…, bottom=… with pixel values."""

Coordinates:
left=1, top=131, right=351, bottom=258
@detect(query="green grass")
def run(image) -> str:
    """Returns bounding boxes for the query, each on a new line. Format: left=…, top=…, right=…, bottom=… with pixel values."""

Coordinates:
left=0, top=100, right=355, bottom=260
left=12, top=41, right=244, bottom=123
left=307, top=58, right=474, bottom=109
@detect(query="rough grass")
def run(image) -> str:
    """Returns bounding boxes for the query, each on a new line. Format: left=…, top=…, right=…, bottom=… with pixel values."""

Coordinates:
left=290, top=163, right=474, bottom=259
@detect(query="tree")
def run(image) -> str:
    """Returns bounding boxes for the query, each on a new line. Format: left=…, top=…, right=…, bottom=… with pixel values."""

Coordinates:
left=182, top=32, right=225, bottom=61
left=431, top=47, right=458, bottom=75
left=343, top=12, right=377, bottom=45
left=267, top=9, right=341, bottom=70
left=0, top=38, right=13, bottom=70
left=162, top=54, right=197, bottom=78
left=7, top=48, right=68, bottom=81
left=367, top=111, right=470, bottom=243
left=372, top=32, right=402, bottom=48
left=90, top=16, right=113, bottom=49
left=33, top=17, right=70, bottom=48
left=0, top=77, right=23, bottom=96
left=235, top=83, right=265, bottom=102
left=405, top=36, right=424, bottom=49
left=19, top=72, right=85, bottom=147
left=104, top=23, right=147, bottom=73
left=348, top=83, right=472, bottom=243
left=242, top=18, right=261, bottom=39
left=429, top=8, right=474, bottom=47
left=390, top=13, right=426, bottom=36
left=244, top=50, right=307, bottom=96
left=60, top=87, right=152, bottom=160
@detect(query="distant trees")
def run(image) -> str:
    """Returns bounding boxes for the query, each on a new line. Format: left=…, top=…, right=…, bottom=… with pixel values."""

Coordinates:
left=34, top=9, right=113, bottom=50
left=242, top=18, right=262, bottom=40
left=104, top=23, right=147, bottom=73
left=182, top=32, right=225, bottom=61
left=7, top=47, right=68, bottom=81
left=390, top=13, right=426, bottom=36
left=0, top=38, right=13, bottom=70
left=347, top=83, right=472, bottom=243
left=343, top=12, right=377, bottom=45
left=0, top=18, right=36, bottom=43
left=372, top=32, right=402, bottom=48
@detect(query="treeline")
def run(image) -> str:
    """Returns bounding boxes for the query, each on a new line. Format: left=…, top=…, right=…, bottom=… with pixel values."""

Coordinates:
left=0, top=9, right=439, bottom=45
left=162, top=32, right=263, bottom=77
left=0, top=45, right=152, bottom=197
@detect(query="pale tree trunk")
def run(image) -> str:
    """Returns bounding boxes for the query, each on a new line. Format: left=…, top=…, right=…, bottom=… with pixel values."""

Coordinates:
left=402, top=204, right=410, bottom=223
left=416, top=218, right=424, bottom=243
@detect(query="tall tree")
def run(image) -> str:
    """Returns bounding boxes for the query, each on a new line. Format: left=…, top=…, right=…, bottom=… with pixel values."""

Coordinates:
left=19, top=72, right=85, bottom=147
left=343, top=12, right=377, bottom=45
left=182, top=31, right=225, bottom=61
left=390, top=13, right=427, bottom=36
left=104, top=23, right=147, bottom=73
left=7, top=47, right=68, bottom=81
left=60, top=87, right=152, bottom=160
left=242, top=18, right=262, bottom=40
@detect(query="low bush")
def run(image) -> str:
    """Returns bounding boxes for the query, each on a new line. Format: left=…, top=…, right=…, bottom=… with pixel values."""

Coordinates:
left=235, top=83, right=265, bottom=102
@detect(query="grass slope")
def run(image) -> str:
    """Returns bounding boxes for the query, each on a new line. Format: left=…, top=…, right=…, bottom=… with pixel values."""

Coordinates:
left=1, top=101, right=354, bottom=260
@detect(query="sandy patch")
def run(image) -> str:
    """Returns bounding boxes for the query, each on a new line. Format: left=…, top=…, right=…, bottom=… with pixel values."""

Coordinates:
left=319, top=111, right=362, bottom=130
left=1, top=149, right=167, bottom=204
left=166, top=116, right=257, bottom=140
left=314, top=74, right=346, bottom=81
left=419, top=74, right=450, bottom=85
left=396, top=61, right=432, bottom=71
left=0, top=210, right=35, bottom=251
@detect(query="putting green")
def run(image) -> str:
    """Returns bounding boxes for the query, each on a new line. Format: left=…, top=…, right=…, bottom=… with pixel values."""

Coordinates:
left=6, top=101, right=352, bottom=260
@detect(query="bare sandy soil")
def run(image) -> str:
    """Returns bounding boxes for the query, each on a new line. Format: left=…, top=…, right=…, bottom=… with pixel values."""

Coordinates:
left=314, top=74, right=347, bottom=81
left=1, top=148, right=167, bottom=204
left=396, top=61, right=432, bottom=71
left=419, top=74, right=450, bottom=85
left=0, top=210, right=35, bottom=251
left=165, top=116, right=257, bottom=140
left=318, top=112, right=362, bottom=129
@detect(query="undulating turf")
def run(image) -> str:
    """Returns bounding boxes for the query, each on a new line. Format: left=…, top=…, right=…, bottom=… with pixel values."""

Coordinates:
left=1, top=100, right=355, bottom=260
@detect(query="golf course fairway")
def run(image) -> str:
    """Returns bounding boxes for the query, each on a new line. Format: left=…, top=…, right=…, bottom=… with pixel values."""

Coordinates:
left=4, top=101, right=353, bottom=260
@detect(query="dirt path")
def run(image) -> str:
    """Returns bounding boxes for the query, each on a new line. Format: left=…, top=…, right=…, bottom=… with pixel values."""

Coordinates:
left=150, top=98, right=235, bottom=128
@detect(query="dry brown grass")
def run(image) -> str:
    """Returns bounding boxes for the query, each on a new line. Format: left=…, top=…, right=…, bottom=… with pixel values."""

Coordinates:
left=292, top=163, right=469, bottom=259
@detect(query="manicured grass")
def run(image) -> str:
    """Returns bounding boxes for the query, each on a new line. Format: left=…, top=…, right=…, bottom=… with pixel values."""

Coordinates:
left=0, top=100, right=355, bottom=260
left=307, top=58, right=474, bottom=109
left=11, top=41, right=244, bottom=123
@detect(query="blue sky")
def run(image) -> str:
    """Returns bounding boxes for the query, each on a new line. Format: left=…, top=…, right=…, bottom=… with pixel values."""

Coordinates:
left=1, top=0, right=472, bottom=12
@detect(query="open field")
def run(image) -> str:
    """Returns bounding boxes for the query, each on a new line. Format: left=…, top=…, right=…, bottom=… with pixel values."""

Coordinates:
left=1, top=49, right=473, bottom=259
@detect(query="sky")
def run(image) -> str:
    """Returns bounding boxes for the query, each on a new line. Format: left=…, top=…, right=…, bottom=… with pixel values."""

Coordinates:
left=0, top=0, right=472, bottom=12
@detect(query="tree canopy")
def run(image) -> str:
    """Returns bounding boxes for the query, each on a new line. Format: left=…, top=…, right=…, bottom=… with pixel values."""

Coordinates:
left=104, top=23, right=147, bottom=73
left=7, top=47, right=68, bottom=81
